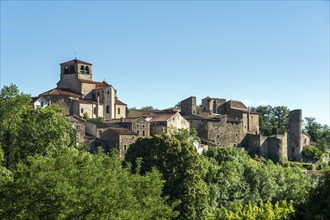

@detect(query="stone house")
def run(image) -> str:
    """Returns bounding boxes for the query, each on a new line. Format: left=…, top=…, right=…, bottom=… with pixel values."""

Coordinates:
left=39, top=58, right=127, bottom=121
left=146, top=111, right=190, bottom=135
left=181, top=96, right=259, bottom=147
left=112, top=117, right=150, bottom=137
left=99, top=128, right=138, bottom=157
left=67, top=115, right=86, bottom=143
left=180, top=96, right=309, bottom=162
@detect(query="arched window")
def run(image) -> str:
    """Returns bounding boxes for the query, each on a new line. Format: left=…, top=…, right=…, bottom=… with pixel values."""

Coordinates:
left=106, top=105, right=110, bottom=114
left=64, top=65, right=69, bottom=74
left=80, top=65, right=85, bottom=73
left=94, top=107, right=96, bottom=114
left=70, top=65, right=75, bottom=74
left=85, top=66, right=89, bottom=74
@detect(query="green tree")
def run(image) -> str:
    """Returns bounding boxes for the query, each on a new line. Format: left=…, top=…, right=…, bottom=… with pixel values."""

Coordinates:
left=221, top=200, right=295, bottom=220
left=0, top=84, right=76, bottom=169
left=251, top=105, right=289, bottom=136
left=0, top=84, right=32, bottom=169
left=304, top=117, right=330, bottom=152
left=304, top=117, right=322, bottom=142
left=0, top=148, right=177, bottom=219
left=140, top=105, right=157, bottom=111
left=125, top=134, right=210, bottom=220
left=303, top=169, right=330, bottom=220
left=204, top=147, right=314, bottom=217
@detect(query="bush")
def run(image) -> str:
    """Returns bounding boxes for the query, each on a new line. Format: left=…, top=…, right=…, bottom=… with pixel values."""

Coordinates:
left=302, top=146, right=323, bottom=160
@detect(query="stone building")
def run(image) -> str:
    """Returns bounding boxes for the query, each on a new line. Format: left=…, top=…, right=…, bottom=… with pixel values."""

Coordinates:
left=181, top=96, right=259, bottom=147
left=39, top=58, right=127, bottom=120
left=180, top=96, right=309, bottom=162
left=112, top=117, right=150, bottom=137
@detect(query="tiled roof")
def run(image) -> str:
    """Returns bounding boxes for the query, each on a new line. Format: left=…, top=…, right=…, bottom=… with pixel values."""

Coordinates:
left=40, top=88, right=81, bottom=97
left=60, top=59, right=92, bottom=65
left=79, top=79, right=110, bottom=88
left=86, top=119, right=112, bottom=128
left=149, top=112, right=177, bottom=122
left=108, top=127, right=137, bottom=135
left=115, top=99, right=127, bottom=106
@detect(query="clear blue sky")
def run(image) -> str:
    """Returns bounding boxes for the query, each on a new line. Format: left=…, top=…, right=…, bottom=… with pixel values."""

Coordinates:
left=1, top=1, right=329, bottom=125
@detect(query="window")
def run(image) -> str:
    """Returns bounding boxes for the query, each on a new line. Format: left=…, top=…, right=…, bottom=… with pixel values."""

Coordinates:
left=117, top=107, right=120, bottom=115
left=107, top=90, right=110, bottom=95
left=64, top=65, right=69, bottom=74
left=124, top=145, right=127, bottom=151
left=137, top=130, right=140, bottom=136
left=106, top=105, right=110, bottom=114
left=142, top=130, right=145, bottom=136
left=81, top=108, right=84, bottom=113
left=85, top=66, right=89, bottom=74
left=40, top=101, right=44, bottom=107
left=80, top=65, right=85, bottom=73
left=94, top=107, right=96, bottom=114
left=75, top=124, right=81, bottom=131
left=70, top=65, right=75, bottom=74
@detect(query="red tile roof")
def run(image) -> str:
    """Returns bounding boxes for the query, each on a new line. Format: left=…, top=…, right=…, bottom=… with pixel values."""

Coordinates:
left=60, top=59, right=92, bottom=65
left=115, top=99, right=127, bottom=106
left=80, top=79, right=110, bottom=88
left=40, top=88, right=81, bottom=97
left=149, top=112, right=177, bottom=122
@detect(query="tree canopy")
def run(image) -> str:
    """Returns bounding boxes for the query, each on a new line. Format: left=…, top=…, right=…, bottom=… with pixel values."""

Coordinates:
left=0, top=148, right=177, bottom=219
left=125, top=134, right=210, bottom=220
left=251, top=105, right=290, bottom=136
left=0, top=84, right=76, bottom=169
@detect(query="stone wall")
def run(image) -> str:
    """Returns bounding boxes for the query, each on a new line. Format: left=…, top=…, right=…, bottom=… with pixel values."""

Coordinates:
left=180, top=96, right=196, bottom=115
left=115, top=104, right=126, bottom=119
left=287, top=110, right=303, bottom=161
left=207, top=120, right=243, bottom=146
left=57, top=74, right=81, bottom=94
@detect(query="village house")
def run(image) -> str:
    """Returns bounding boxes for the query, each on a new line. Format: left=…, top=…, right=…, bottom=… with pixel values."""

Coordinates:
left=34, top=57, right=310, bottom=161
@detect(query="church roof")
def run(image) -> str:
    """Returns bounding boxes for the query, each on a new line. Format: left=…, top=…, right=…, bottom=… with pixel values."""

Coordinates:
left=80, top=79, right=110, bottom=88
left=40, top=88, right=81, bottom=97
left=60, top=59, right=92, bottom=65
left=115, top=99, right=127, bottom=106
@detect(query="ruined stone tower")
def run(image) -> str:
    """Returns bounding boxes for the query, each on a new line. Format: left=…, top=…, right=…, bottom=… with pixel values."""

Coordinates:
left=287, top=109, right=303, bottom=161
left=180, top=96, right=197, bottom=115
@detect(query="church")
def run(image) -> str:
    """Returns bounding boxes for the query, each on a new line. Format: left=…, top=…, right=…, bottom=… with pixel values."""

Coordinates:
left=39, top=58, right=127, bottom=120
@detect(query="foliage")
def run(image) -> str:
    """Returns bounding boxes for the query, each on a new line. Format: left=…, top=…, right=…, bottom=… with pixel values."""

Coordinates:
left=303, top=169, right=330, bottom=220
left=125, top=134, right=210, bottom=220
left=0, top=84, right=32, bottom=169
left=0, top=85, right=76, bottom=169
left=0, top=148, right=177, bottom=219
left=140, top=105, right=157, bottom=111
left=217, top=200, right=295, bottom=220
left=204, top=147, right=314, bottom=217
left=168, top=127, right=200, bottom=145
left=304, top=117, right=330, bottom=152
left=251, top=105, right=289, bottom=135
left=83, top=112, right=89, bottom=119
left=302, top=146, right=323, bottom=160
